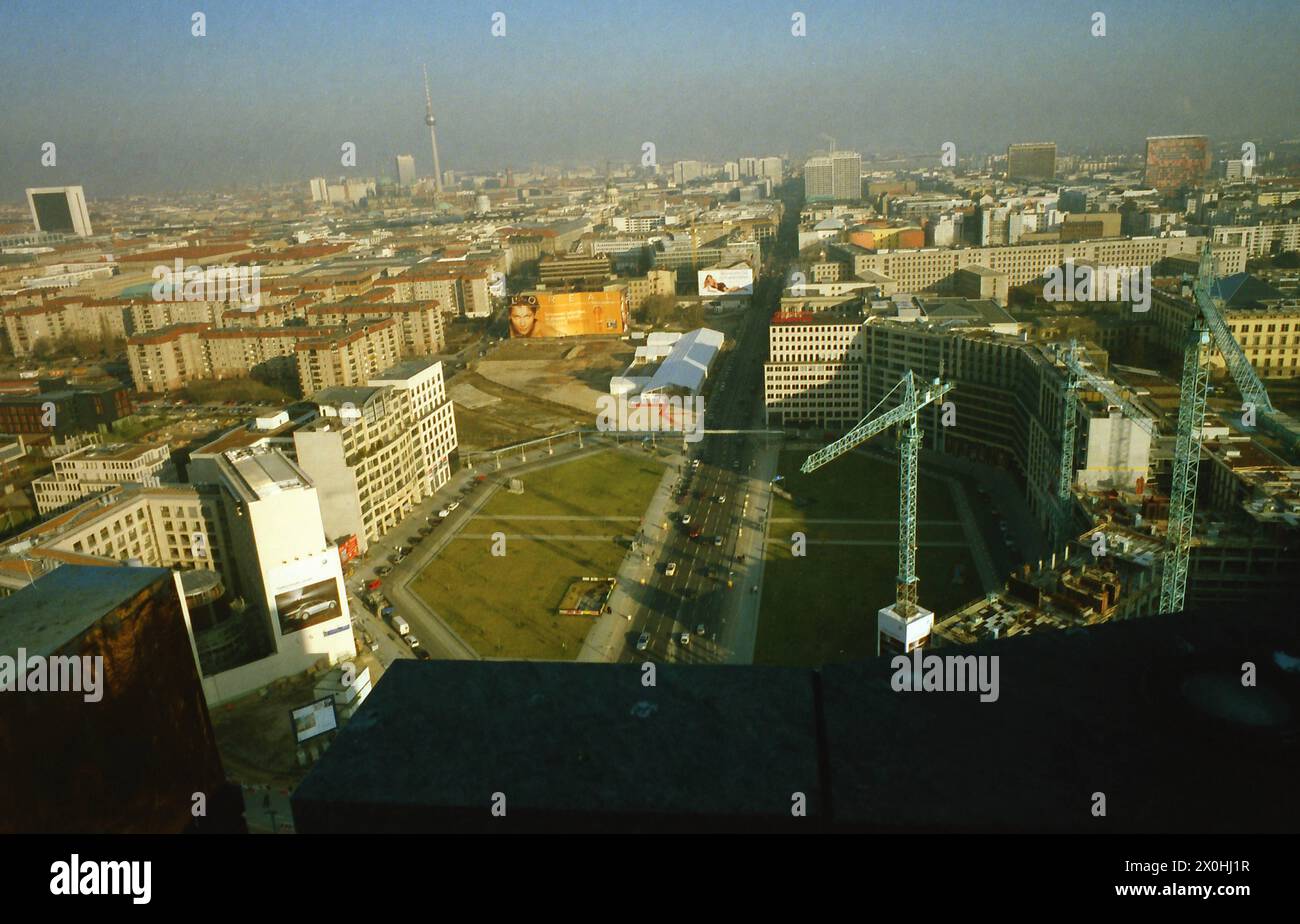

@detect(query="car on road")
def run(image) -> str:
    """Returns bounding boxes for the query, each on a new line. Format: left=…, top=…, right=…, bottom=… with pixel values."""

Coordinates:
left=376, top=565, right=393, bottom=576
left=691, top=459, right=700, bottom=468
left=438, top=508, right=450, bottom=518
left=366, top=578, right=382, bottom=591
left=689, top=528, right=702, bottom=539
left=664, top=562, right=677, bottom=577
left=680, top=514, right=691, bottom=525
left=415, top=648, right=432, bottom=660
left=446, top=501, right=460, bottom=513
left=406, top=635, right=421, bottom=649
left=389, top=552, right=404, bottom=564
left=408, top=534, right=424, bottom=545
left=715, top=495, right=726, bottom=504
left=713, top=535, right=723, bottom=547
left=678, top=632, right=691, bottom=646
left=636, top=631, right=651, bottom=652
left=695, top=623, right=706, bottom=636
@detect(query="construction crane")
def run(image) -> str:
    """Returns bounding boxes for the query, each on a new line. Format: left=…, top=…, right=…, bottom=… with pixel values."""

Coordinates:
left=1158, top=242, right=1273, bottom=613
left=1051, top=340, right=1160, bottom=548
left=801, top=370, right=953, bottom=646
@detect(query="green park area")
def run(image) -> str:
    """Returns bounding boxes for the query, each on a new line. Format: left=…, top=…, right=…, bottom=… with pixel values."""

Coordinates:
left=409, top=448, right=666, bottom=659
left=754, top=449, right=979, bottom=667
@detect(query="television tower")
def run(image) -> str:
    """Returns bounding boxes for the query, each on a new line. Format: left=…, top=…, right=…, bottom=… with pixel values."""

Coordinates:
left=422, top=64, right=443, bottom=196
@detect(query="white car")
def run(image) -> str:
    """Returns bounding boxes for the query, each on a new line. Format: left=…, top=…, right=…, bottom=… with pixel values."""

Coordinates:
left=665, top=562, right=678, bottom=577
left=447, top=501, right=460, bottom=513
left=287, top=599, right=337, bottom=622
left=406, top=634, right=421, bottom=649
left=438, top=508, right=450, bottom=518
left=681, top=514, right=692, bottom=525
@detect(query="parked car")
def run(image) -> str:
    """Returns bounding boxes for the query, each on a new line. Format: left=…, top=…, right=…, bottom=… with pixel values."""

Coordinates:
left=366, top=579, right=382, bottom=591
left=446, top=501, right=460, bottom=513
left=665, top=562, right=678, bottom=577
left=376, top=565, right=393, bottom=576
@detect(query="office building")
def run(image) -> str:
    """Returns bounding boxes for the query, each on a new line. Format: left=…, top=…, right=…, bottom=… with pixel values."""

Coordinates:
left=1006, top=143, right=1056, bottom=181
left=395, top=154, right=417, bottom=186
left=1144, top=135, right=1211, bottom=191
left=369, top=359, right=459, bottom=497
left=805, top=151, right=862, bottom=201
left=293, top=386, right=423, bottom=552
left=25, top=186, right=93, bottom=236
left=0, top=566, right=241, bottom=833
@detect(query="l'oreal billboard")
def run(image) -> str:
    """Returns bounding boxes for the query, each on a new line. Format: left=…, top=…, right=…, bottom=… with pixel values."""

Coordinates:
left=509, top=290, right=628, bottom=338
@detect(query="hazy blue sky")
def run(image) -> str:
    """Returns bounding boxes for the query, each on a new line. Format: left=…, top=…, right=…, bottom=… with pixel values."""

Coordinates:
left=2, top=0, right=1297, bottom=197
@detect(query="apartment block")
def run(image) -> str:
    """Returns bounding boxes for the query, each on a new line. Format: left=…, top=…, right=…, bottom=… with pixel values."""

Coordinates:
left=306, top=301, right=444, bottom=355
left=126, top=322, right=210, bottom=392
left=295, top=320, right=402, bottom=395
left=32, top=442, right=171, bottom=514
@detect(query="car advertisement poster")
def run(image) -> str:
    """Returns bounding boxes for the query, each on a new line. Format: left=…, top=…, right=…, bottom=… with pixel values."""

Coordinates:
left=274, top=577, right=343, bottom=636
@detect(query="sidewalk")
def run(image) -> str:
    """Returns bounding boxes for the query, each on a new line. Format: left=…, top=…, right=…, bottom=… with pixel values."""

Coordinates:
left=577, top=452, right=683, bottom=662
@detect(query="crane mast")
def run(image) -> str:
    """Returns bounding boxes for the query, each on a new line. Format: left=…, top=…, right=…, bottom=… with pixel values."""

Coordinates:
left=802, top=370, right=953, bottom=647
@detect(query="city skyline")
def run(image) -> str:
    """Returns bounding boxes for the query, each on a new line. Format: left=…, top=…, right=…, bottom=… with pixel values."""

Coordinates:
left=2, top=0, right=1298, bottom=196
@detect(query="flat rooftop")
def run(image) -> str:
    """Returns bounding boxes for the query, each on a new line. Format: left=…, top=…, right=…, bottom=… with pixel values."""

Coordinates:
left=292, top=605, right=1300, bottom=833
left=0, top=564, right=173, bottom=656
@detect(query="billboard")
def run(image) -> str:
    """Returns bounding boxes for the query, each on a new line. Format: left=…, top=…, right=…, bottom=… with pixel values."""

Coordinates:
left=509, top=291, right=628, bottom=338
left=274, top=577, right=343, bottom=636
left=290, top=697, right=338, bottom=743
left=697, top=266, right=754, bottom=296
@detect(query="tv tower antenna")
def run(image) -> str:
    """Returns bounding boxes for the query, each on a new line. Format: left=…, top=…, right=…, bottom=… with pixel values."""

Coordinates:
left=422, top=63, right=444, bottom=196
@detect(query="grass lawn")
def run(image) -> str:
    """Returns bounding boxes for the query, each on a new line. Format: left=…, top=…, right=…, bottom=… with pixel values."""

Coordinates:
left=409, top=449, right=666, bottom=659
left=755, top=449, right=979, bottom=667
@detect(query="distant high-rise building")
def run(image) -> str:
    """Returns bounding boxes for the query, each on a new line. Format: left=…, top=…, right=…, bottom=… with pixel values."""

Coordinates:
left=1145, top=135, right=1211, bottom=191
left=395, top=155, right=416, bottom=186
left=758, top=156, right=784, bottom=182
left=25, top=186, right=92, bottom=236
left=1006, top=143, right=1056, bottom=181
left=739, top=156, right=759, bottom=177
left=672, top=160, right=706, bottom=185
left=804, top=151, right=861, bottom=201
left=309, top=177, right=329, bottom=202
left=724, top=161, right=740, bottom=181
